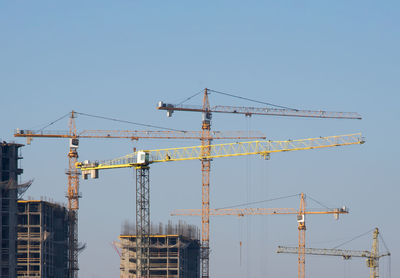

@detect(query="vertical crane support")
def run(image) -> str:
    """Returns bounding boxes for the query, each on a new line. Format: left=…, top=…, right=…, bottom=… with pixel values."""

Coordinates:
left=298, top=193, right=306, bottom=278
left=201, top=88, right=211, bottom=278
left=136, top=166, right=150, bottom=278
left=369, top=228, right=380, bottom=278
left=67, top=111, right=80, bottom=278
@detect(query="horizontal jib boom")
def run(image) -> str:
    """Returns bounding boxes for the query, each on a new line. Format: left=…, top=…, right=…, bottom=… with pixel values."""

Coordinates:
left=76, top=133, right=364, bottom=171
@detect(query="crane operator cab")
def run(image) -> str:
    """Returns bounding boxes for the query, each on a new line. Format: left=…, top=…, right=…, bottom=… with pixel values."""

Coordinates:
left=136, top=151, right=150, bottom=165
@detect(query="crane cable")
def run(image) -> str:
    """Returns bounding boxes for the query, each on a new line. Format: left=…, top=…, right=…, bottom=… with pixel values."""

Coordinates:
left=306, top=194, right=332, bottom=210
left=215, top=193, right=299, bottom=210
left=216, top=193, right=340, bottom=211
left=74, top=111, right=186, bottom=132
left=379, top=232, right=390, bottom=253
left=238, top=217, right=243, bottom=267
left=208, top=89, right=299, bottom=110
left=378, top=232, right=391, bottom=278
left=333, top=228, right=375, bottom=249
left=36, top=111, right=186, bottom=132
left=245, top=114, right=251, bottom=277
left=37, top=112, right=71, bottom=131
left=177, top=89, right=204, bottom=105
left=175, top=88, right=299, bottom=110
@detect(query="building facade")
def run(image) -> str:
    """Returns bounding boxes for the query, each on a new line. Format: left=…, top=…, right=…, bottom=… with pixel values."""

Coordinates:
left=16, top=200, right=69, bottom=277
left=120, top=222, right=200, bottom=278
left=0, top=142, right=24, bottom=278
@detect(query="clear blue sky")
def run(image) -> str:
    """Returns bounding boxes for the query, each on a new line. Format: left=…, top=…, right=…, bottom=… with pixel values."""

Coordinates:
left=1, top=1, right=399, bottom=277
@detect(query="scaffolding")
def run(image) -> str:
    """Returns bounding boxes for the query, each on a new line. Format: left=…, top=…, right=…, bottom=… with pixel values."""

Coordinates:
left=120, top=221, right=200, bottom=278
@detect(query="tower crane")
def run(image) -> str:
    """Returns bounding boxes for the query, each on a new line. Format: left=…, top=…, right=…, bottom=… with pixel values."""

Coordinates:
left=172, top=193, right=348, bottom=278
left=277, top=227, right=390, bottom=278
left=14, top=110, right=265, bottom=278
left=76, top=133, right=364, bottom=278
left=157, top=88, right=362, bottom=278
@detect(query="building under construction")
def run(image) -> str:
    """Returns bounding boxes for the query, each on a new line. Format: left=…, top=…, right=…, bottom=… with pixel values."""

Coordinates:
left=16, top=200, right=69, bottom=277
left=0, top=142, right=25, bottom=278
left=119, top=221, right=200, bottom=278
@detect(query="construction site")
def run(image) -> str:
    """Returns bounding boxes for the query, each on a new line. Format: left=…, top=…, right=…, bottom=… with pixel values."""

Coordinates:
left=2, top=2, right=398, bottom=277
left=16, top=199, right=69, bottom=277
left=0, top=87, right=389, bottom=278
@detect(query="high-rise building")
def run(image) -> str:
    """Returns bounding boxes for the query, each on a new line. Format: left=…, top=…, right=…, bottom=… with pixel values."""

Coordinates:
left=119, top=222, right=200, bottom=278
left=16, top=200, right=69, bottom=277
left=0, top=142, right=24, bottom=278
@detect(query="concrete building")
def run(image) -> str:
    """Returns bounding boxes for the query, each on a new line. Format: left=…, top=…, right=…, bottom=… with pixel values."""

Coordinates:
left=0, top=142, right=24, bottom=278
left=120, top=222, right=200, bottom=278
left=16, top=200, right=69, bottom=277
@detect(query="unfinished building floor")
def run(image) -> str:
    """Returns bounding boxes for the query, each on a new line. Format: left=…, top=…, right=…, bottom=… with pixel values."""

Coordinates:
left=120, top=222, right=200, bottom=278
left=17, top=200, right=69, bottom=277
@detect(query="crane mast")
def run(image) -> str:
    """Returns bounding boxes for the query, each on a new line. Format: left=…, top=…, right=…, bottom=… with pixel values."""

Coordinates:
left=157, top=88, right=362, bottom=278
left=370, top=227, right=380, bottom=278
left=135, top=166, right=150, bottom=277
left=67, top=111, right=80, bottom=277
left=298, top=192, right=306, bottom=278
left=200, top=89, right=212, bottom=278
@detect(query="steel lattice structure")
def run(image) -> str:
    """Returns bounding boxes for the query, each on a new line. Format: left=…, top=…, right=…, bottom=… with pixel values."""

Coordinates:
left=77, top=133, right=363, bottom=278
left=277, top=228, right=391, bottom=278
left=14, top=111, right=264, bottom=278
left=157, top=88, right=361, bottom=278
left=172, top=193, right=349, bottom=278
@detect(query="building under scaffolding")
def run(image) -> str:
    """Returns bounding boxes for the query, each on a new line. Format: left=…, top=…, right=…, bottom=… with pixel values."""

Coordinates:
left=16, top=200, right=69, bottom=277
left=119, top=221, right=200, bottom=278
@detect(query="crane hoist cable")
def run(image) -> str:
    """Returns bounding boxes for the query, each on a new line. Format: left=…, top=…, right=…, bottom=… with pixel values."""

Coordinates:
left=333, top=228, right=376, bottom=249
left=37, top=112, right=71, bottom=131
left=216, top=193, right=300, bottom=210
left=177, top=89, right=204, bottom=105
left=35, top=110, right=186, bottom=132
left=74, top=111, right=186, bottom=132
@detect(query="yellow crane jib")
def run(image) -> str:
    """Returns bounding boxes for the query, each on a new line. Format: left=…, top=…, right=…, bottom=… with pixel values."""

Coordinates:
left=76, top=133, right=364, bottom=179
